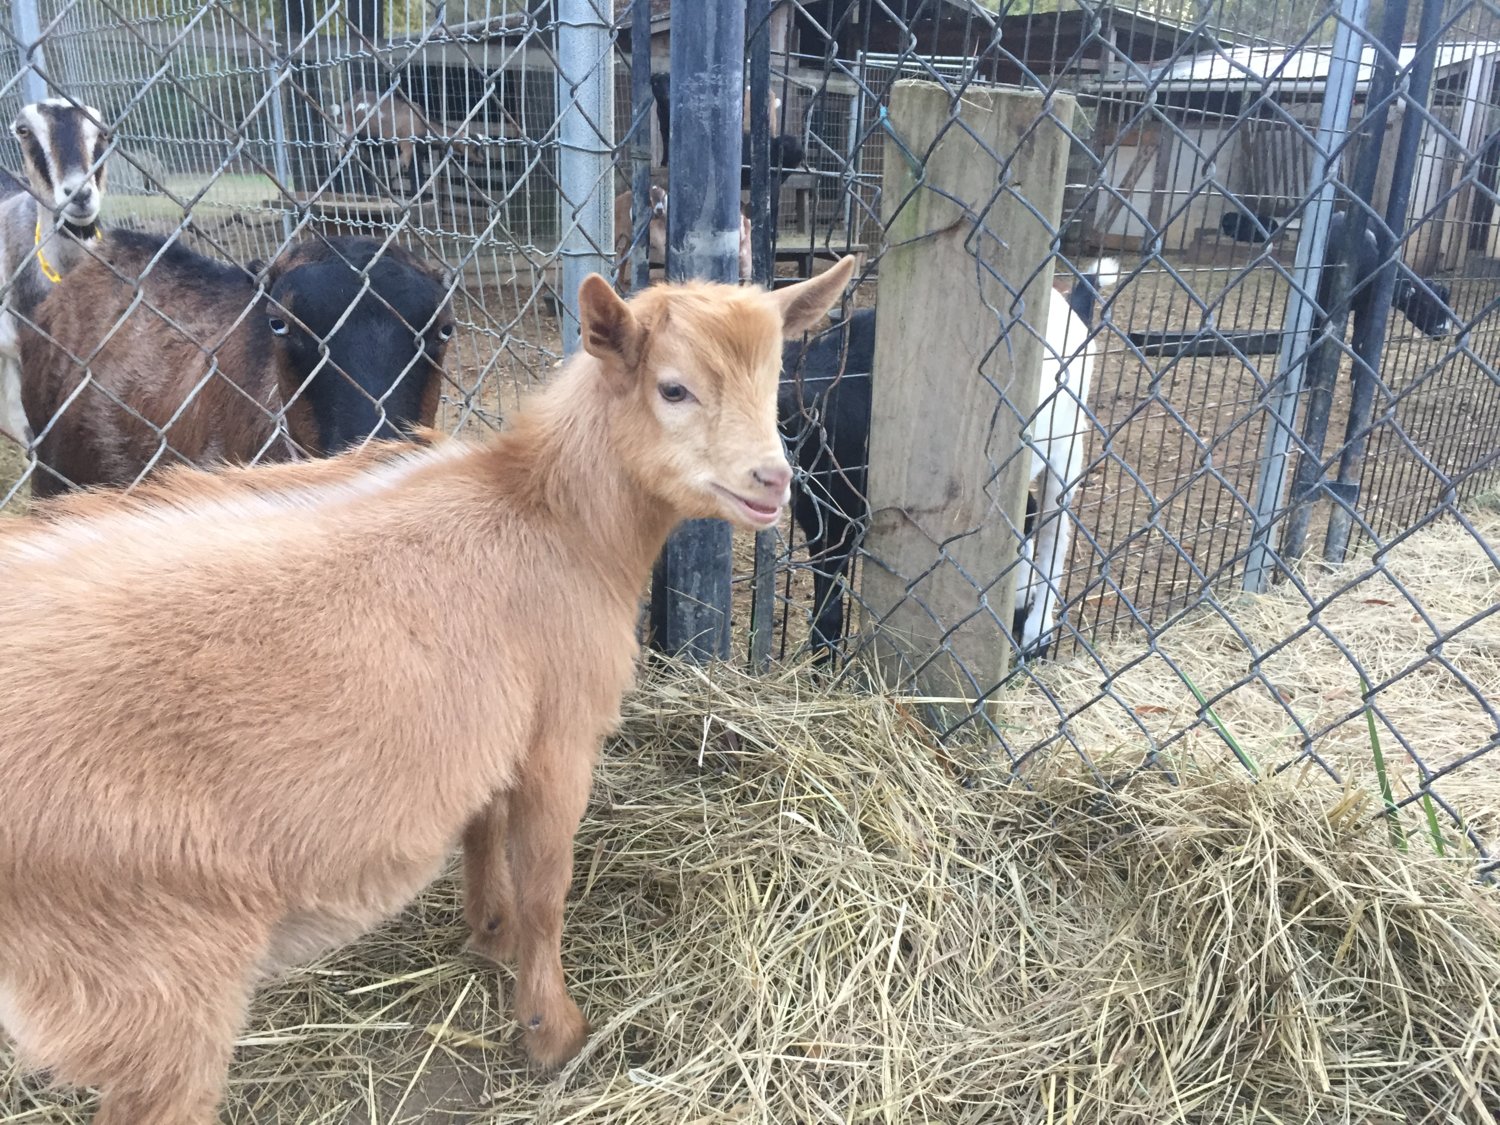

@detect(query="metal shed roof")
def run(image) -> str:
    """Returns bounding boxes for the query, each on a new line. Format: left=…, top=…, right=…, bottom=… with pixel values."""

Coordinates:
left=1117, top=39, right=1500, bottom=95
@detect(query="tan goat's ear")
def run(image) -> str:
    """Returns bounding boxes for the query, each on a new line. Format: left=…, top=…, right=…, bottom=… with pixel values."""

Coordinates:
left=769, top=255, right=857, bottom=338
left=578, top=272, right=645, bottom=377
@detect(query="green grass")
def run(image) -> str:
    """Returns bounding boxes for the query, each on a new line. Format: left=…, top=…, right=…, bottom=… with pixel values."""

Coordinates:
left=1172, top=667, right=1456, bottom=862
left=1180, top=670, right=1260, bottom=778
left=1361, top=675, right=1448, bottom=857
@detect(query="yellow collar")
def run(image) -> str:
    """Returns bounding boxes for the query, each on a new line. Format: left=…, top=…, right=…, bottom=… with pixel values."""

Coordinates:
left=35, top=217, right=102, bottom=284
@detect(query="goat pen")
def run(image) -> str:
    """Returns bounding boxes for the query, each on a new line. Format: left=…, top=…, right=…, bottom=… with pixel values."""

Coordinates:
left=0, top=0, right=1498, bottom=1119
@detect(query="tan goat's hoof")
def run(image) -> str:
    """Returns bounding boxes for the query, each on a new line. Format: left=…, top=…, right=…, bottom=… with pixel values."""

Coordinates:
left=521, top=1000, right=590, bottom=1072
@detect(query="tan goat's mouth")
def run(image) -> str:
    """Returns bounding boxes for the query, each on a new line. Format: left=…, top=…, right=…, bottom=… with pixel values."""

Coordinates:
left=712, top=485, right=783, bottom=529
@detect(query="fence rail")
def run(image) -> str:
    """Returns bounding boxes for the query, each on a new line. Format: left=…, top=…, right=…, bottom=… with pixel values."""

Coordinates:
left=0, top=0, right=1496, bottom=878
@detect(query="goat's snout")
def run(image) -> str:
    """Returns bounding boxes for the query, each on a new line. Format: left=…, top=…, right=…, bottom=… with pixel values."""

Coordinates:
left=711, top=455, right=791, bottom=531
left=58, top=178, right=99, bottom=221
left=750, top=459, right=792, bottom=499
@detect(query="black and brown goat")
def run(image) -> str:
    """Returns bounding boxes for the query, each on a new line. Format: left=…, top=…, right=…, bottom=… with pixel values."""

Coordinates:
left=19, top=233, right=454, bottom=496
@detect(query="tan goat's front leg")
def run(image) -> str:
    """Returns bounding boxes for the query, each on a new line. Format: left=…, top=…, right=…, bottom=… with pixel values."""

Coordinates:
left=464, top=792, right=518, bottom=965
left=94, top=1080, right=226, bottom=1125
left=502, top=742, right=595, bottom=1070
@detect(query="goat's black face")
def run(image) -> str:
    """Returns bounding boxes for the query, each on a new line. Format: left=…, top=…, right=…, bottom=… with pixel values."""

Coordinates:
left=268, top=244, right=452, bottom=453
left=1393, top=276, right=1455, bottom=338
left=12, top=99, right=108, bottom=229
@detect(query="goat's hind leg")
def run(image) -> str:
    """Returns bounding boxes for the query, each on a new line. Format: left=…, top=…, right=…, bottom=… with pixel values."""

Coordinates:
left=4, top=908, right=261, bottom=1125
left=802, top=499, right=861, bottom=667
left=90, top=963, right=254, bottom=1125
left=1011, top=490, right=1041, bottom=646
left=807, top=551, right=848, bottom=666
left=463, top=792, right=519, bottom=967
left=95, top=1076, right=227, bottom=1125
left=1018, top=480, right=1075, bottom=662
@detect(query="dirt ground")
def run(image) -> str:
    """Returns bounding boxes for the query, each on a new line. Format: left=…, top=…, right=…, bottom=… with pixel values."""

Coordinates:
left=1067, top=247, right=1500, bottom=647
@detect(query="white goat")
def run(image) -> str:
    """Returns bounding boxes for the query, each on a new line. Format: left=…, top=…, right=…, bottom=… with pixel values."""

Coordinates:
left=779, top=257, right=1121, bottom=662
left=0, top=99, right=108, bottom=450
left=1013, top=257, right=1121, bottom=657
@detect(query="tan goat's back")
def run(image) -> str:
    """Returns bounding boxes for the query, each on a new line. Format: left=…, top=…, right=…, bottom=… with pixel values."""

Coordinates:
left=0, top=257, right=856, bottom=1123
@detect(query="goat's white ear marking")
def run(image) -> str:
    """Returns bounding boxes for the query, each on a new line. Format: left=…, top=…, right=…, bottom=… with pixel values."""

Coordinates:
left=770, top=255, right=857, bottom=338
left=578, top=272, right=644, bottom=376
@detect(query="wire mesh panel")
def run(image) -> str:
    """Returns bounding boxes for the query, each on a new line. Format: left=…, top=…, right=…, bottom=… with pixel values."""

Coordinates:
left=0, top=0, right=623, bottom=502
left=748, top=0, right=1500, bottom=876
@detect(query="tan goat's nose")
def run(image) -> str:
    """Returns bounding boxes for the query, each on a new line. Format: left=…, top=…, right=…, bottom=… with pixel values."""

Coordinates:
left=752, top=461, right=792, bottom=495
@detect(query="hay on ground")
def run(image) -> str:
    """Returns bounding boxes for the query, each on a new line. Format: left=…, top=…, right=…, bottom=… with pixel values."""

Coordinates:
left=1007, top=505, right=1500, bottom=856
left=4, top=662, right=1498, bottom=1123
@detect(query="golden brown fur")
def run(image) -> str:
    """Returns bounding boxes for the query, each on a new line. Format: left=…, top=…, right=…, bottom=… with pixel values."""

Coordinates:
left=0, top=258, right=854, bottom=1124
left=13, top=428, right=441, bottom=525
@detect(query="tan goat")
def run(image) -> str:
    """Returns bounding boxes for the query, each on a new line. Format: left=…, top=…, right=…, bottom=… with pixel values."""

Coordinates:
left=0, top=257, right=856, bottom=1124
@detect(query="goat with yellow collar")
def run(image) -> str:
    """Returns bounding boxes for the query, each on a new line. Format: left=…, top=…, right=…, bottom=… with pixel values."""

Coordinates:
left=1, top=99, right=110, bottom=451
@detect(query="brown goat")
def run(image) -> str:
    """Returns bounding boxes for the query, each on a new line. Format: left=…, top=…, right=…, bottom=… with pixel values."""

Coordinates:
left=612, top=185, right=753, bottom=292
left=9, top=426, right=446, bottom=527
left=612, top=184, right=668, bottom=290
left=0, top=257, right=855, bottom=1124
left=331, top=87, right=521, bottom=197
left=19, top=231, right=452, bottom=496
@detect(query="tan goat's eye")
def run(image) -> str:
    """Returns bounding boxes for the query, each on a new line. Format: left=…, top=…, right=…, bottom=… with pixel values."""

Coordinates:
left=658, top=381, right=691, bottom=404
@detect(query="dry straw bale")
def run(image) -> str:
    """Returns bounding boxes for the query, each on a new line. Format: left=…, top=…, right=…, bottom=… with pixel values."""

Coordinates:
left=6, top=658, right=1498, bottom=1123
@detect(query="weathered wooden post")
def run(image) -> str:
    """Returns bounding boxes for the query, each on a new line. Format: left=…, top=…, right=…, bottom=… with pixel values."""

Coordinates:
left=860, top=81, right=1074, bottom=715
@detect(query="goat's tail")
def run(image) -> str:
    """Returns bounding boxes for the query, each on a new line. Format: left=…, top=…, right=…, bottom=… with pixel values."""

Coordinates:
left=1063, top=257, right=1122, bottom=326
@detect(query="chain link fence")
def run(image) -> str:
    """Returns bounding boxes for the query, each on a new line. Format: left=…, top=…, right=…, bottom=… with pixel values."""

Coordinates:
left=765, top=0, right=1500, bottom=878
left=0, top=0, right=1496, bottom=878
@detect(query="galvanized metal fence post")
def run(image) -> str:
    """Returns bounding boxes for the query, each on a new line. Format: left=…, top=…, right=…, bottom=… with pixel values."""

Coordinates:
left=1242, top=0, right=1372, bottom=593
left=556, top=0, right=616, bottom=358
left=10, top=0, right=50, bottom=105
left=629, top=0, right=653, bottom=295
left=1323, top=0, right=1447, bottom=562
left=268, top=61, right=298, bottom=243
left=649, top=0, right=746, bottom=661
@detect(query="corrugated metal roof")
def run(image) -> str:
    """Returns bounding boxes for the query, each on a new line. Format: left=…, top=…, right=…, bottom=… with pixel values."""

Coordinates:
left=1117, top=39, right=1500, bottom=93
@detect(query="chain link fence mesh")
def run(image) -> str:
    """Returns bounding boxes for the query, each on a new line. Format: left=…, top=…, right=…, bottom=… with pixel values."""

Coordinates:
left=758, top=0, right=1500, bottom=879
left=0, top=0, right=1495, bottom=878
